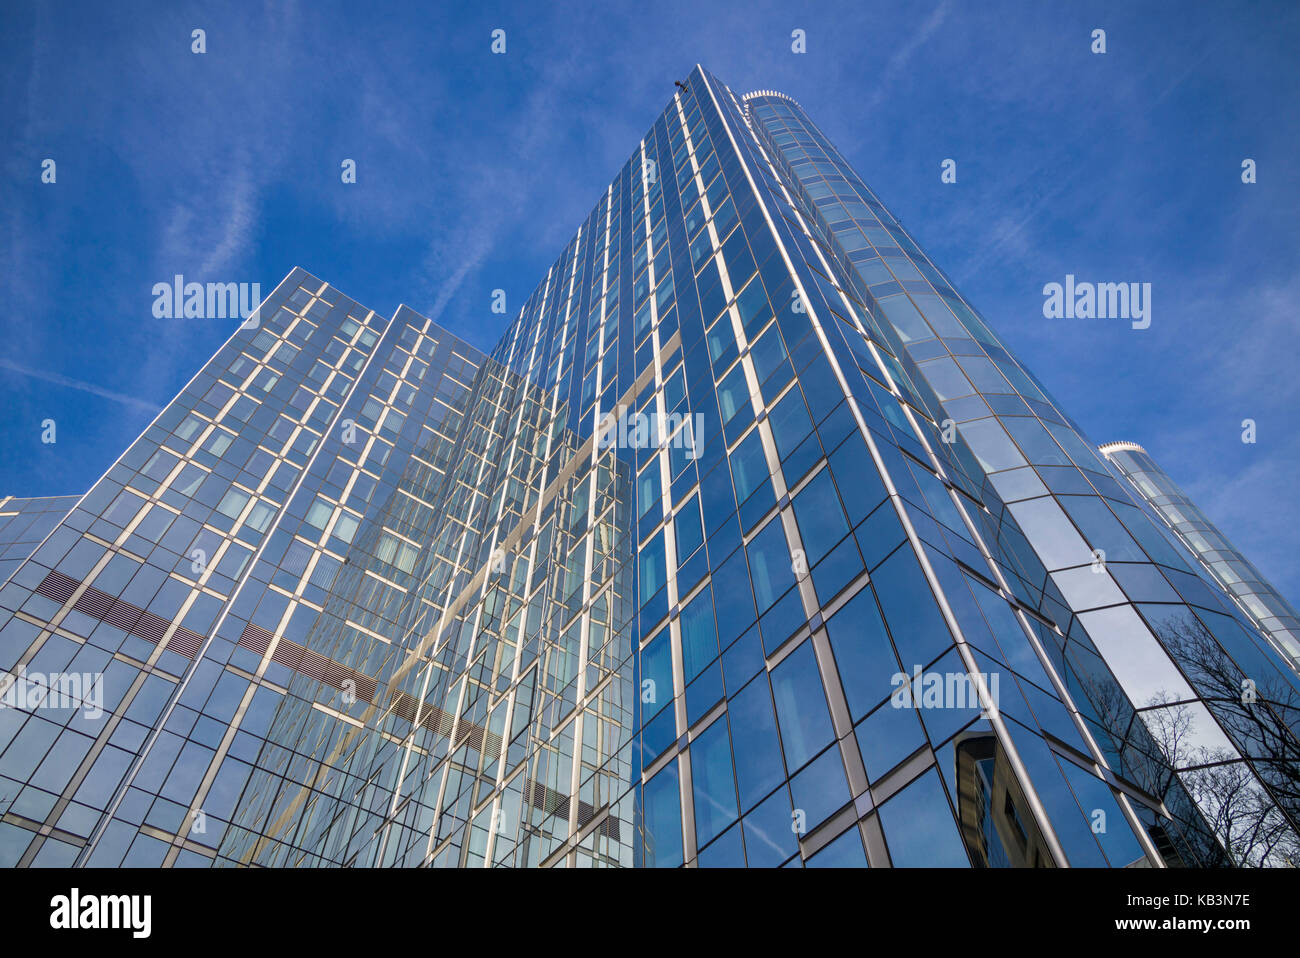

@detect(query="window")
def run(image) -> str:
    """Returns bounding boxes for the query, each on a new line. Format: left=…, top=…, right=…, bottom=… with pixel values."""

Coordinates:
left=175, top=415, right=204, bottom=443
left=204, top=430, right=233, bottom=457
left=674, top=496, right=703, bottom=563
left=877, top=768, right=968, bottom=867
left=333, top=512, right=360, bottom=544
left=644, top=762, right=683, bottom=868
left=304, top=499, right=334, bottom=532
left=216, top=488, right=249, bottom=520
left=729, top=431, right=768, bottom=503
left=770, top=641, right=833, bottom=771
left=870, top=547, right=953, bottom=668
left=826, top=587, right=899, bottom=721
left=679, top=586, right=717, bottom=681
left=691, top=717, right=738, bottom=849
left=792, top=468, right=849, bottom=565
left=746, top=518, right=795, bottom=613
left=639, top=532, right=666, bottom=606
left=244, top=500, right=274, bottom=533
left=728, top=675, right=785, bottom=811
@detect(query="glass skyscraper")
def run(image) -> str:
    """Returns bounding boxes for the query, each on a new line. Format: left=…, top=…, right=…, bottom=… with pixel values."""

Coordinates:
left=1, top=66, right=1297, bottom=869
left=1100, top=441, right=1300, bottom=671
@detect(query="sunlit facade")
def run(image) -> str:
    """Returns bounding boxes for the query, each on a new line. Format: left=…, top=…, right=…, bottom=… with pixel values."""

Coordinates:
left=1, top=66, right=1297, bottom=868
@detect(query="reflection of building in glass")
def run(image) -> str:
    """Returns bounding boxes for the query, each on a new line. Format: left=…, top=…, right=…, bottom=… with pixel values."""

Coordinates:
left=954, top=730, right=1055, bottom=868
left=1, top=67, right=1298, bottom=868
left=1101, top=441, right=1300, bottom=669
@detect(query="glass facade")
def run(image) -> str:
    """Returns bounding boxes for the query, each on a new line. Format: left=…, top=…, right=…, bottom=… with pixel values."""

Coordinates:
left=1101, top=441, right=1300, bottom=669
left=1, top=66, right=1297, bottom=868
left=0, top=496, right=79, bottom=587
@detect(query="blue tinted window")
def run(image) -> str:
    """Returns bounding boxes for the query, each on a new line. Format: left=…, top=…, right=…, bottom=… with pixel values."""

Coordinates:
left=826, top=586, right=900, bottom=721
left=639, top=532, right=666, bottom=605
left=641, top=628, right=674, bottom=719
left=747, top=518, right=795, bottom=613
left=878, top=768, right=967, bottom=867
left=637, top=462, right=661, bottom=519
left=771, top=641, right=834, bottom=771
left=768, top=387, right=813, bottom=459
left=1057, top=495, right=1144, bottom=563
left=697, top=823, right=746, bottom=867
left=717, top=366, right=750, bottom=425
left=742, top=787, right=797, bottom=867
left=793, top=467, right=849, bottom=565
left=856, top=699, right=926, bottom=781
left=806, top=826, right=868, bottom=868
left=644, top=763, right=683, bottom=868
left=680, top=587, right=718, bottom=682
left=727, top=676, right=785, bottom=810
left=674, top=495, right=704, bottom=563
left=871, top=547, right=952, bottom=667
left=730, top=430, right=769, bottom=502
left=691, top=717, right=739, bottom=848
left=790, top=745, right=850, bottom=832
left=711, top=547, right=757, bottom=644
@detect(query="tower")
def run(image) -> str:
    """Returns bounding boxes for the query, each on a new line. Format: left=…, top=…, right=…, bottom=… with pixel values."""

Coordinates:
left=1, top=67, right=1296, bottom=868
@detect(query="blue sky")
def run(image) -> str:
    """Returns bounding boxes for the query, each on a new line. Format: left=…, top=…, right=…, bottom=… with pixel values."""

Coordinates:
left=2, top=0, right=1297, bottom=599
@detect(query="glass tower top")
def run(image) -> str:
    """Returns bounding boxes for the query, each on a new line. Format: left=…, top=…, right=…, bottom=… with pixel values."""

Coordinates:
left=1100, top=440, right=1300, bottom=669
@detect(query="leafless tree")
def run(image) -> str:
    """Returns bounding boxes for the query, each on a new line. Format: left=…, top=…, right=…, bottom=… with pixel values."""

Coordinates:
left=1140, top=612, right=1300, bottom=867
left=1143, top=700, right=1298, bottom=866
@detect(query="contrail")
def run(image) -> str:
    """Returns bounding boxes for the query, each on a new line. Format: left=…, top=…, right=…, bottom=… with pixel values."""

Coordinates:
left=0, top=358, right=162, bottom=415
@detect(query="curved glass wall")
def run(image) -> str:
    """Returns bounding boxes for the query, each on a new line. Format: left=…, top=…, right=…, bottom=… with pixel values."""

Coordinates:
left=1101, top=440, right=1300, bottom=671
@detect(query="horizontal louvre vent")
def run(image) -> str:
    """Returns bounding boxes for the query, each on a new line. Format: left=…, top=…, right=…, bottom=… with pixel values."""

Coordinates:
left=36, top=571, right=205, bottom=657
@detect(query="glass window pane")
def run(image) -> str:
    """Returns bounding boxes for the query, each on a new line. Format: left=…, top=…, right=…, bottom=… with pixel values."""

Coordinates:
left=727, top=676, right=785, bottom=811
left=691, top=717, right=738, bottom=848
left=644, top=762, right=683, bottom=868
left=878, top=767, right=968, bottom=867
left=771, top=641, right=834, bottom=771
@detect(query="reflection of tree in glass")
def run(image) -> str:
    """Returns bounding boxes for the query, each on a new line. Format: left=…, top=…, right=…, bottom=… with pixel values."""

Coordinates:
left=1074, top=653, right=1228, bottom=866
left=1142, top=698, right=1296, bottom=867
left=1143, top=612, right=1300, bottom=867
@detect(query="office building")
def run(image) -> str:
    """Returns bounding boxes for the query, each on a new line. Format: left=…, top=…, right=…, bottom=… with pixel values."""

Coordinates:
left=1, top=67, right=1297, bottom=868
